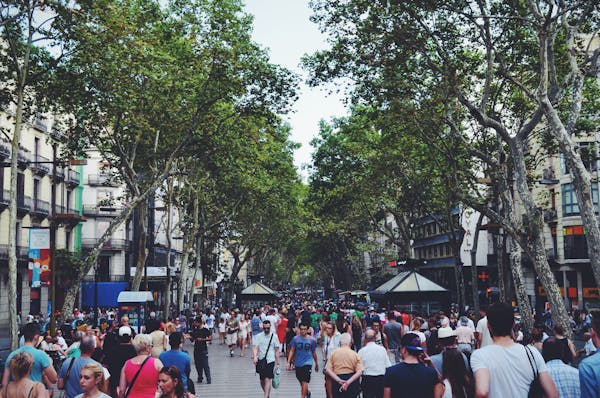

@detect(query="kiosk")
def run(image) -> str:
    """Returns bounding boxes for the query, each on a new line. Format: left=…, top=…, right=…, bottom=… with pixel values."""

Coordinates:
left=117, top=291, right=154, bottom=334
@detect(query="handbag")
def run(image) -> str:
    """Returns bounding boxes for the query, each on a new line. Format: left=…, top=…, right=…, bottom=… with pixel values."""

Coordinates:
left=255, top=333, right=274, bottom=374
left=525, top=346, right=543, bottom=398
left=272, top=368, right=281, bottom=389
left=123, top=356, right=151, bottom=398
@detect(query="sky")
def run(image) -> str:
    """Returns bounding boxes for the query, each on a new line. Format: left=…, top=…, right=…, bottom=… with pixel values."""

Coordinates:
left=242, top=0, right=347, bottom=177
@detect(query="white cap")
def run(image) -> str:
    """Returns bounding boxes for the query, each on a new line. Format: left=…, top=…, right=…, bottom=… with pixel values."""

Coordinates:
left=118, top=326, right=132, bottom=336
left=437, top=327, right=456, bottom=339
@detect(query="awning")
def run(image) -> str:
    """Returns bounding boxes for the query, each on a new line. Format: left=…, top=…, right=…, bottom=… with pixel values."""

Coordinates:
left=117, top=291, right=154, bottom=303
left=374, top=270, right=448, bottom=294
left=241, top=282, right=278, bottom=295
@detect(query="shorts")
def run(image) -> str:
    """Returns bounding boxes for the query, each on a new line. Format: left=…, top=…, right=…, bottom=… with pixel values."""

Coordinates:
left=295, top=365, right=312, bottom=383
left=226, top=332, right=238, bottom=345
left=259, top=361, right=275, bottom=380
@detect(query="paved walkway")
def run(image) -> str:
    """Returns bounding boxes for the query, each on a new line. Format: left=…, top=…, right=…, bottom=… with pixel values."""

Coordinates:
left=187, top=334, right=327, bottom=398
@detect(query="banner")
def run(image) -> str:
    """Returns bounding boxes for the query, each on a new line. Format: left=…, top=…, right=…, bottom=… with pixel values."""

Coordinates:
left=28, top=229, right=50, bottom=287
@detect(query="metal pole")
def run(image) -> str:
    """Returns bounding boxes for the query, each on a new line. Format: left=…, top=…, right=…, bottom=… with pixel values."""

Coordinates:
left=94, top=265, right=98, bottom=327
left=49, top=143, right=57, bottom=336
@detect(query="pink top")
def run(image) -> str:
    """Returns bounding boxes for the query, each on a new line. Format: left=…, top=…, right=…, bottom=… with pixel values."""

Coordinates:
left=124, top=357, right=159, bottom=398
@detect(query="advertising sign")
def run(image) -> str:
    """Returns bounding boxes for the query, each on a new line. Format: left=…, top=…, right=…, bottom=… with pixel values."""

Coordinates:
left=28, top=229, right=50, bottom=287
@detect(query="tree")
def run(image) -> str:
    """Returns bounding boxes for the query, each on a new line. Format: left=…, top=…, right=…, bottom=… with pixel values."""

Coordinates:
left=0, top=0, right=72, bottom=349
left=304, top=0, right=584, bottom=332
left=56, top=0, right=297, bottom=316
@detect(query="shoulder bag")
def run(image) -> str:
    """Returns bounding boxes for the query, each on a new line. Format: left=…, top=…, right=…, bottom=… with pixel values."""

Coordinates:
left=255, top=333, right=274, bottom=374
left=525, top=346, right=543, bottom=398
left=123, top=356, right=151, bottom=398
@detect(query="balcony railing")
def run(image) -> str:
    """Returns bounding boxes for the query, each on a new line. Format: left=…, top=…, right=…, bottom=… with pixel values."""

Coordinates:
left=33, top=118, right=48, bottom=132
left=81, top=238, right=130, bottom=251
left=544, top=208, right=558, bottom=223
left=55, top=205, right=79, bottom=215
left=0, top=189, right=9, bottom=207
left=67, top=169, right=81, bottom=186
left=17, top=152, right=30, bottom=168
left=16, top=196, right=32, bottom=213
left=0, top=144, right=10, bottom=158
left=32, top=198, right=50, bottom=216
left=88, top=174, right=119, bottom=187
left=0, top=245, right=29, bottom=260
left=29, top=155, right=51, bottom=175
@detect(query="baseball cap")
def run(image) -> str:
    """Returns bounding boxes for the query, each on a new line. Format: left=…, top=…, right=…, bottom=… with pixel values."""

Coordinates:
left=437, top=327, right=456, bottom=339
left=401, top=332, right=424, bottom=351
left=118, top=326, right=132, bottom=336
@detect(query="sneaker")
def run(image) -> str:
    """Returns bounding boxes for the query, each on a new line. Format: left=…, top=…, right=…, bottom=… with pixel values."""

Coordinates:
left=306, top=391, right=311, bottom=398
left=230, top=350, right=234, bottom=357
left=197, top=378, right=202, bottom=383
left=207, top=381, right=211, bottom=384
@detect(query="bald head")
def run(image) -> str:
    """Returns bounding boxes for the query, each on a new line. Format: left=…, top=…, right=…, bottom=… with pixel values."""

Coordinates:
left=364, top=329, right=376, bottom=343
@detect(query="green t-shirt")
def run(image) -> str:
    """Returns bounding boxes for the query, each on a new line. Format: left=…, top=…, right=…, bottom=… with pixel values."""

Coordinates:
left=330, top=312, right=338, bottom=322
left=354, top=310, right=363, bottom=321
left=310, top=313, right=322, bottom=328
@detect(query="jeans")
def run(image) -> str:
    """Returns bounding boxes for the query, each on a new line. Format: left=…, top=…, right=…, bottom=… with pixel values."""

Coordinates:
left=194, top=350, right=211, bottom=382
left=361, top=375, right=384, bottom=398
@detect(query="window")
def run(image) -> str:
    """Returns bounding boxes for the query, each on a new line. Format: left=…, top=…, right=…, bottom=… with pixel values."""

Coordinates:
left=562, top=183, right=599, bottom=216
left=564, top=226, right=588, bottom=259
left=561, top=143, right=598, bottom=174
left=434, top=245, right=438, bottom=257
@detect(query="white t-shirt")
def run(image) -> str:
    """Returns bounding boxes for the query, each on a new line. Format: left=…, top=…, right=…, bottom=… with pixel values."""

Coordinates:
left=253, top=332, right=281, bottom=364
left=476, top=317, right=493, bottom=347
left=471, top=343, right=547, bottom=398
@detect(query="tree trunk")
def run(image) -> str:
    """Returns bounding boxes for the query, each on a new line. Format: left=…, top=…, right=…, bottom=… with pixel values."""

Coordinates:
left=508, top=237, right=534, bottom=337
left=163, top=178, right=173, bottom=317
left=177, top=196, right=199, bottom=313
left=131, top=201, right=149, bottom=291
left=188, top=235, right=202, bottom=308
left=470, top=213, right=484, bottom=317
left=7, top=86, right=25, bottom=350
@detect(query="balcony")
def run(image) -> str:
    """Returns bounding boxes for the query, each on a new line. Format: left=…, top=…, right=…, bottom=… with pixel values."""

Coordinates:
left=30, top=155, right=51, bottom=176
left=82, top=204, right=123, bottom=218
left=16, top=196, right=32, bottom=217
left=66, top=169, right=81, bottom=187
left=52, top=166, right=65, bottom=182
left=81, top=238, right=130, bottom=251
left=0, top=189, right=9, bottom=210
left=32, top=118, right=48, bottom=132
left=88, top=174, right=119, bottom=187
left=0, top=144, right=10, bottom=159
left=17, top=151, right=30, bottom=169
left=31, top=198, right=50, bottom=218
left=0, top=245, right=29, bottom=260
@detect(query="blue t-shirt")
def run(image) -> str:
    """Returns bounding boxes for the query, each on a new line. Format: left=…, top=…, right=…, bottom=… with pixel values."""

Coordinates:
left=290, top=335, right=317, bottom=367
left=251, top=316, right=261, bottom=335
left=384, top=362, right=439, bottom=398
left=59, top=356, right=102, bottom=398
left=5, top=346, right=51, bottom=382
left=159, top=350, right=191, bottom=388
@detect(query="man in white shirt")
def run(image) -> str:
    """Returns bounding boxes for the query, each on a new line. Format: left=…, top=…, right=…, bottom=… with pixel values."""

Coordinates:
left=359, top=329, right=391, bottom=398
left=252, top=319, right=281, bottom=398
left=471, top=302, right=557, bottom=398
left=475, top=307, right=493, bottom=348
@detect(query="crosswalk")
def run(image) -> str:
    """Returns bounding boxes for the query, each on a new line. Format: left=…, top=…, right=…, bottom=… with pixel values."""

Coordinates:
left=188, top=337, right=327, bottom=397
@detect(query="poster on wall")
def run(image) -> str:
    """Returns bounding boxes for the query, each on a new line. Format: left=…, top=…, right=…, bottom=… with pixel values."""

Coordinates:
left=28, top=228, right=51, bottom=287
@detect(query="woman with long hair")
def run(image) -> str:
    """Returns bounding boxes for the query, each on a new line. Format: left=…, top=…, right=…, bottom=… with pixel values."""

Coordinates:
left=441, top=349, right=474, bottom=398
left=351, top=314, right=363, bottom=351
left=75, top=362, right=110, bottom=398
left=3, top=352, right=48, bottom=398
left=157, top=366, right=195, bottom=398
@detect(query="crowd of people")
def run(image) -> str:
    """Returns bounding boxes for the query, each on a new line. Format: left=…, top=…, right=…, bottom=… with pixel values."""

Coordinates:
left=2, top=299, right=600, bottom=398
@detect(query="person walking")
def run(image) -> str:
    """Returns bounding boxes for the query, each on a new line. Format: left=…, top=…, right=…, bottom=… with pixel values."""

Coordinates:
left=542, top=337, right=580, bottom=397
left=286, top=322, right=319, bottom=398
left=157, top=366, right=195, bottom=398
left=252, top=319, right=281, bottom=398
left=74, top=362, right=111, bottom=398
left=383, top=333, right=443, bottom=398
left=383, top=313, right=403, bottom=363
left=104, top=326, right=136, bottom=397
left=189, top=318, right=212, bottom=384
left=325, top=333, right=363, bottom=398
left=118, top=334, right=163, bottom=398
left=358, top=329, right=391, bottom=398
left=579, top=310, right=600, bottom=397
left=470, top=302, right=557, bottom=398
left=226, top=310, right=240, bottom=357
left=2, top=323, right=57, bottom=388
left=159, top=333, right=192, bottom=391
left=58, top=336, right=110, bottom=398
left=2, top=352, right=48, bottom=398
